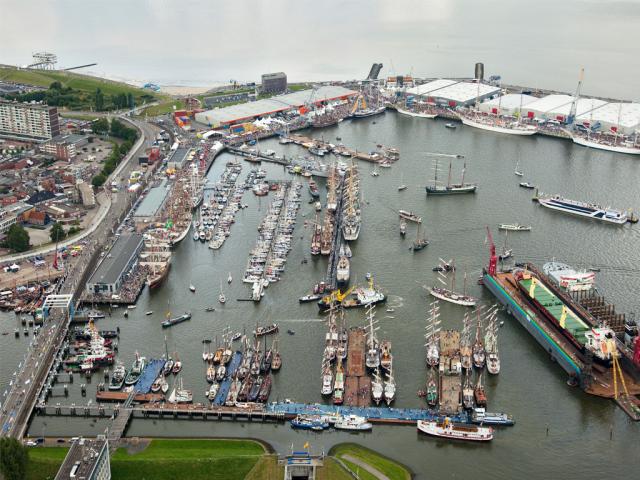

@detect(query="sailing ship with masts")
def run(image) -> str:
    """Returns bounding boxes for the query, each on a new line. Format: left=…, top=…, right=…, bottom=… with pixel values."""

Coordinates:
left=429, top=260, right=477, bottom=307
left=484, top=305, right=500, bottom=374
left=472, top=308, right=486, bottom=369
left=425, top=158, right=477, bottom=195
left=460, top=312, right=473, bottom=370
left=365, top=304, right=380, bottom=370
left=342, top=162, right=361, bottom=241
left=140, top=235, right=172, bottom=289
left=425, top=301, right=441, bottom=367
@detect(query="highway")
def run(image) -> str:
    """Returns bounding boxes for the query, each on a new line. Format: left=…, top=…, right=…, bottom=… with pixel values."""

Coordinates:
left=0, top=117, right=160, bottom=440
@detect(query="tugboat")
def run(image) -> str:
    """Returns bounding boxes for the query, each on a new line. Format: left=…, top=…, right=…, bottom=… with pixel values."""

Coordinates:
left=426, top=369, right=438, bottom=407
left=474, top=373, right=487, bottom=407
left=108, top=362, right=126, bottom=390
left=124, top=353, right=146, bottom=386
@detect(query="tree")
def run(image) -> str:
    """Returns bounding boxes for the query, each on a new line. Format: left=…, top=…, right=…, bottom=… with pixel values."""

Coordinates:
left=49, top=81, right=62, bottom=91
left=3, top=224, right=30, bottom=252
left=0, top=437, right=28, bottom=480
left=92, top=173, right=107, bottom=188
left=127, top=92, right=135, bottom=109
left=50, top=222, right=67, bottom=243
left=94, top=88, right=104, bottom=111
left=92, top=118, right=109, bottom=135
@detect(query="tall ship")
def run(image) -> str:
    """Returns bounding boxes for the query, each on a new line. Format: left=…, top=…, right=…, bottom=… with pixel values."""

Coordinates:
left=543, top=261, right=596, bottom=292
left=320, top=211, right=335, bottom=255
left=351, top=91, right=386, bottom=118
left=458, top=110, right=537, bottom=136
left=571, top=132, right=640, bottom=156
left=397, top=105, right=437, bottom=119
left=310, top=214, right=322, bottom=256
left=425, top=158, right=477, bottom=195
left=429, top=261, right=477, bottom=307
left=425, top=301, right=441, bottom=367
left=336, top=255, right=350, bottom=287
left=140, top=236, right=172, bottom=289
left=535, top=192, right=631, bottom=225
left=326, top=165, right=339, bottom=212
left=342, top=163, right=361, bottom=241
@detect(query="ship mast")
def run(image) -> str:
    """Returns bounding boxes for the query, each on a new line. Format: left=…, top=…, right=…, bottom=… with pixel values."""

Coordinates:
left=447, top=159, right=452, bottom=188
left=461, top=158, right=467, bottom=186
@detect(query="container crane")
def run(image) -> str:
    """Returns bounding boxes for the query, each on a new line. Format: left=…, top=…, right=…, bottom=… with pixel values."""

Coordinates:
left=486, top=226, right=497, bottom=276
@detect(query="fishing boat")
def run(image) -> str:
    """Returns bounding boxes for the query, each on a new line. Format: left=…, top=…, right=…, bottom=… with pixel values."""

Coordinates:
left=474, top=374, right=487, bottom=407
left=536, top=193, right=630, bottom=224
left=398, top=209, right=422, bottom=223
left=417, top=418, right=493, bottom=442
left=371, top=370, right=384, bottom=405
left=334, top=415, right=373, bottom=431
left=499, top=223, right=531, bottom=231
left=161, top=312, right=192, bottom=328
left=425, top=158, right=477, bottom=195
left=108, top=362, right=126, bottom=390
left=471, top=408, right=515, bottom=426
left=290, top=415, right=330, bottom=431
left=429, top=262, right=477, bottom=307
left=124, top=353, right=146, bottom=385
left=254, top=323, right=279, bottom=337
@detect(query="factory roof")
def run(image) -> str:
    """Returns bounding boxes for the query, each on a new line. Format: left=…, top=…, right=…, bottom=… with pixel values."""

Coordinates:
left=134, top=178, right=169, bottom=219
left=87, top=233, right=143, bottom=286
left=429, top=81, right=501, bottom=103
left=195, top=85, right=357, bottom=126
left=523, top=94, right=575, bottom=113
left=405, top=79, right=458, bottom=97
left=168, top=147, right=192, bottom=167
left=480, top=93, right=538, bottom=109
left=577, top=102, right=640, bottom=129
left=548, top=97, right=609, bottom=117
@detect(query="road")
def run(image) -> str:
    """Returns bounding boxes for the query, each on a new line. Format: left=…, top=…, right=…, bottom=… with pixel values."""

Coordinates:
left=0, top=117, right=160, bottom=440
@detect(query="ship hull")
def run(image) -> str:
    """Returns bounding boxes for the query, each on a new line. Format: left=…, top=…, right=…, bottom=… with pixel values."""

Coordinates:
left=148, top=261, right=171, bottom=289
left=425, top=185, right=477, bottom=195
left=397, top=107, right=437, bottom=119
left=537, top=198, right=627, bottom=224
left=572, top=136, right=640, bottom=155
left=483, top=274, right=581, bottom=376
left=461, top=116, right=537, bottom=135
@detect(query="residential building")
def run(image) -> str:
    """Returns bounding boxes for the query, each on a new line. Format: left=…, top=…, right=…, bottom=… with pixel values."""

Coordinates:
left=77, top=180, right=96, bottom=208
left=0, top=100, right=61, bottom=141
left=40, top=134, right=88, bottom=160
left=261, top=72, right=287, bottom=94
left=0, top=207, right=17, bottom=234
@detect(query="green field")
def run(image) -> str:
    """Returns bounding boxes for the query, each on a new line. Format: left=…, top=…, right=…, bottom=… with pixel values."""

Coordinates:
left=330, top=443, right=412, bottom=480
left=27, top=439, right=265, bottom=480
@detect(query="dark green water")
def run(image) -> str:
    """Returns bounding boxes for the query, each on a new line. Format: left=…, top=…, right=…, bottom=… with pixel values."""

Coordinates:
left=4, top=112, right=640, bottom=477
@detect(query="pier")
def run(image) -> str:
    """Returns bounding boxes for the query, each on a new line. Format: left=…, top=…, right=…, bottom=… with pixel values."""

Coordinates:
left=288, top=134, right=385, bottom=163
left=438, top=330, right=462, bottom=414
left=134, top=359, right=166, bottom=393
left=325, top=176, right=346, bottom=289
left=345, top=328, right=369, bottom=407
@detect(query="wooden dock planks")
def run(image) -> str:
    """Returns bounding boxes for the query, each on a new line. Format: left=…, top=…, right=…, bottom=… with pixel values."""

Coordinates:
left=345, top=328, right=368, bottom=406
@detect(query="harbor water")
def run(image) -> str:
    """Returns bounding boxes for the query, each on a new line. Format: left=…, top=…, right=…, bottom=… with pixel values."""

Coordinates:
left=3, top=113, right=640, bottom=477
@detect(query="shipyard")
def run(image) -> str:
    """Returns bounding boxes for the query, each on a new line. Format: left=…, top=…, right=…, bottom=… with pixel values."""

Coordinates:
left=2, top=9, right=640, bottom=476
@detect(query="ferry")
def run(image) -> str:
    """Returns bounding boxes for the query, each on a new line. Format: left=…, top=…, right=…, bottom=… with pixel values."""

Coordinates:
left=543, top=261, right=595, bottom=292
left=161, top=312, right=192, bottom=328
left=334, top=415, right=373, bottom=431
left=471, top=408, right=515, bottom=426
left=417, top=418, right=493, bottom=442
left=536, top=194, right=629, bottom=225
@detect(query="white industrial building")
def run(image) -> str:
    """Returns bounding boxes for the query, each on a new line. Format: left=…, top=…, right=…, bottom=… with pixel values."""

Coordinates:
left=576, top=102, right=640, bottom=135
left=406, top=79, right=500, bottom=107
left=478, top=93, right=537, bottom=117
left=521, top=94, right=575, bottom=121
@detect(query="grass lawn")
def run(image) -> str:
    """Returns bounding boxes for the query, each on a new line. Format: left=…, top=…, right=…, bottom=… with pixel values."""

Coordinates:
left=316, top=458, right=354, bottom=480
left=245, top=455, right=283, bottom=480
left=26, top=447, right=69, bottom=480
left=330, top=443, right=411, bottom=480
left=341, top=458, right=378, bottom=480
left=142, top=99, right=186, bottom=117
left=26, top=439, right=265, bottom=480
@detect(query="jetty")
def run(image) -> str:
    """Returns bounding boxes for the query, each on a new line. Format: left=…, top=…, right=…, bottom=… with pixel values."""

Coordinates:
left=345, top=328, right=369, bottom=406
left=134, top=359, right=165, bottom=393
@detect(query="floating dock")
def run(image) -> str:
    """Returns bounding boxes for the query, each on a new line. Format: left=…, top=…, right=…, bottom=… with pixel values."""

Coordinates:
left=288, top=134, right=385, bottom=163
left=95, top=392, right=163, bottom=403
left=345, top=328, right=367, bottom=407
left=483, top=264, right=640, bottom=420
left=438, top=331, right=462, bottom=414
left=134, top=359, right=165, bottom=394
left=212, top=351, right=243, bottom=406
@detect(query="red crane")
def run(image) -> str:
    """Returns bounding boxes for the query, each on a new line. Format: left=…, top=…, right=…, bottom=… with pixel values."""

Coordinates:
left=486, top=226, right=497, bottom=276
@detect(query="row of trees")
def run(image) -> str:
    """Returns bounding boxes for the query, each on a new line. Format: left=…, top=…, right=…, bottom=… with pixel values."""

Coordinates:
left=2, top=81, right=81, bottom=108
left=2, top=221, right=80, bottom=253
left=91, top=119, right=139, bottom=187
left=94, top=88, right=137, bottom=112
left=0, top=437, right=28, bottom=480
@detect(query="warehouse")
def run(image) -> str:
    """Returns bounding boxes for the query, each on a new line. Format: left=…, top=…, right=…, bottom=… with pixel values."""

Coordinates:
left=407, top=80, right=500, bottom=107
left=478, top=93, right=538, bottom=117
left=167, top=147, right=193, bottom=170
left=521, top=94, right=575, bottom=121
left=86, top=233, right=143, bottom=295
left=194, top=85, right=357, bottom=128
left=132, top=179, right=169, bottom=228
left=575, top=102, right=640, bottom=135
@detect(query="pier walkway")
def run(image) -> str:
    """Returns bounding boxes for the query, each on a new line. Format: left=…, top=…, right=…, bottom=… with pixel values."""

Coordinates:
left=212, top=351, right=242, bottom=406
left=134, top=359, right=165, bottom=394
left=345, top=328, right=369, bottom=407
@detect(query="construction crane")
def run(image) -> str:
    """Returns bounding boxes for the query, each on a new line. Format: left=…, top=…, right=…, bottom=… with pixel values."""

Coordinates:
left=567, top=68, right=584, bottom=126
left=486, top=226, right=498, bottom=276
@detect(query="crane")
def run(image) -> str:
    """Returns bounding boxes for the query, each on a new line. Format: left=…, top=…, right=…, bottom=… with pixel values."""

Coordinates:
left=486, top=226, right=497, bottom=276
left=567, top=68, right=584, bottom=126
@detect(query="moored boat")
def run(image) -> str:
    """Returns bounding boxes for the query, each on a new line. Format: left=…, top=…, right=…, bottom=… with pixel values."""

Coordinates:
left=417, top=418, right=493, bottom=442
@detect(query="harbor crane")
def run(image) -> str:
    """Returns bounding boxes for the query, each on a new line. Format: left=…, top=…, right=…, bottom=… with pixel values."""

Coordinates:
left=485, top=226, right=497, bottom=276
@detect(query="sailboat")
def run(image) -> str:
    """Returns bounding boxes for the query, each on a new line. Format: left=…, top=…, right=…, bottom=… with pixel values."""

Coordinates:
left=398, top=173, right=407, bottom=191
left=425, top=301, right=441, bottom=367
left=485, top=307, right=500, bottom=374
left=371, top=369, right=384, bottom=405
left=167, top=376, right=193, bottom=403
left=498, top=231, right=513, bottom=260
left=514, top=159, right=524, bottom=177
left=425, top=158, right=477, bottom=195
left=227, top=272, right=233, bottom=284
left=462, top=371, right=475, bottom=409
left=189, top=283, right=196, bottom=293
left=460, top=312, right=473, bottom=370
left=371, top=163, right=380, bottom=177
left=218, top=280, right=226, bottom=304
left=472, top=308, right=486, bottom=369
left=412, top=222, right=429, bottom=251
left=429, top=261, right=477, bottom=307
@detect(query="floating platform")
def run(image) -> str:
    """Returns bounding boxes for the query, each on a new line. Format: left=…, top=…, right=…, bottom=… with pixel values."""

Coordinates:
left=346, top=328, right=365, bottom=377
left=95, top=392, right=163, bottom=403
left=134, top=359, right=165, bottom=394
left=212, top=351, right=243, bottom=406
